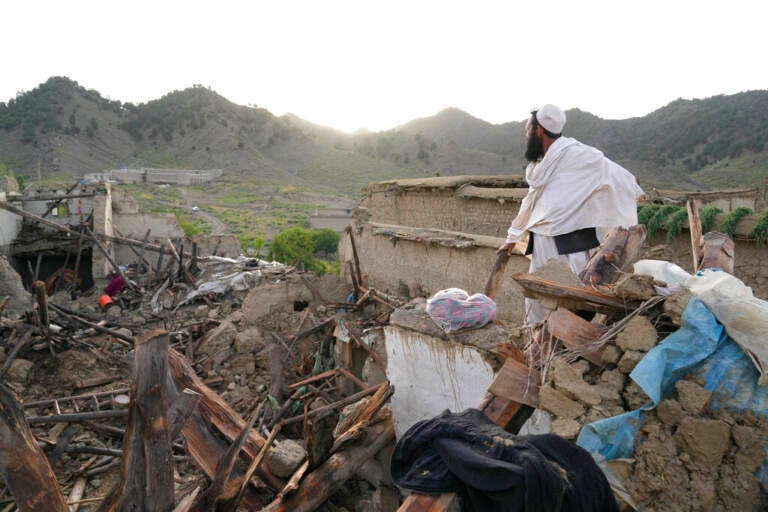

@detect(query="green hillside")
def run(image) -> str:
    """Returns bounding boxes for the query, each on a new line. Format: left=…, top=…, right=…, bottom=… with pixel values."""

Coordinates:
left=1, top=77, right=767, bottom=195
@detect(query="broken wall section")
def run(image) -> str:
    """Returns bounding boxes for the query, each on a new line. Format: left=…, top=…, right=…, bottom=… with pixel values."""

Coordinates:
left=340, top=176, right=532, bottom=325
left=342, top=177, right=768, bottom=327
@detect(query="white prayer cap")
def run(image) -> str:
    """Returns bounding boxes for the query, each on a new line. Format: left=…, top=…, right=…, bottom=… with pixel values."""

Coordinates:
left=535, top=104, right=566, bottom=134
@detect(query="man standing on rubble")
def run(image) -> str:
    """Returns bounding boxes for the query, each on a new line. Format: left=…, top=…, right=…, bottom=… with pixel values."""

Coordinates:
left=497, top=104, right=644, bottom=324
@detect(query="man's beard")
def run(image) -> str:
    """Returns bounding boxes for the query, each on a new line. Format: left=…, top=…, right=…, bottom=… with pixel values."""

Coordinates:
left=525, top=132, right=544, bottom=162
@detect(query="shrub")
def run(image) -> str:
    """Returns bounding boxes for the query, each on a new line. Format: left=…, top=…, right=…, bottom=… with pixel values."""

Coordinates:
left=720, top=207, right=752, bottom=237
left=699, top=206, right=723, bottom=233
left=749, top=210, right=768, bottom=246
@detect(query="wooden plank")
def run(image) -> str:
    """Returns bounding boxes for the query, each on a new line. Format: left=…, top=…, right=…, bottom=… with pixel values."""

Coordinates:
left=487, top=358, right=539, bottom=407
left=484, top=252, right=510, bottom=300
left=548, top=308, right=606, bottom=366
left=511, top=273, right=632, bottom=313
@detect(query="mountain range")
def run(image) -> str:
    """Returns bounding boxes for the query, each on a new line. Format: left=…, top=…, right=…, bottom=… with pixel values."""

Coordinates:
left=1, top=76, right=767, bottom=195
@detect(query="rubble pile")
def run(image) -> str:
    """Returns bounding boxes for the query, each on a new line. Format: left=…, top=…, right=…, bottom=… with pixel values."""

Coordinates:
left=513, top=226, right=768, bottom=511
left=0, top=246, right=403, bottom=512
left=536, top=310, right=768, bottom=510
left=2, top=192, right=768, bottom=512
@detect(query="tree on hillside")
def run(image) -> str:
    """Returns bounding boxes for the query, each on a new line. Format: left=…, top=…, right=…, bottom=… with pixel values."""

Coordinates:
left=268, top=226, right=341, bottom=275
left=269, top=226, right=322, bottom=273
left=311, top=228, right=341, bottom=258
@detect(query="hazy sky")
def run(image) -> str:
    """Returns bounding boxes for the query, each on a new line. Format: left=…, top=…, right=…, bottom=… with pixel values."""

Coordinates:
left=3, top=0, right=766, bottom=132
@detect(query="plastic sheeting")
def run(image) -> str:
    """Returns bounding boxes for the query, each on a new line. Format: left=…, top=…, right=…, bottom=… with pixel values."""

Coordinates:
left=577, top=297, right=768, bottom=480
left=685, top=268, right=768, bottom=384
left=183, top=256, right=283, bottom=303
left=632, top=259, right=691, bottom=287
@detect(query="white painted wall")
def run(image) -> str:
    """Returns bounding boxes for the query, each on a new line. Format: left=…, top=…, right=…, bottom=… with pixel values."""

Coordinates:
left=384, top=325, right=495, bottom=439
left=0, top=192, right=22, bottom=255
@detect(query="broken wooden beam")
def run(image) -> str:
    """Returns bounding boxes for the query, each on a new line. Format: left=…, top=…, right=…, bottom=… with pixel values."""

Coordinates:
left=486, top=358, right=540, bottom=407
left=166, top=349, right=284, bottom=492
left=282, top=383, right=385, bottom=427
left=187, top=402, right=265, bottom=511
left=7, top=192, right=95, bottom=202
left=94, top=330, right=175, bottom=512
left=260, top=420, right=395, bottom=512
left=578, top=225, right=647, bottom=286
left=49, top=304, right=133, bottom=344
left=0, top=383, right=69, bottom=512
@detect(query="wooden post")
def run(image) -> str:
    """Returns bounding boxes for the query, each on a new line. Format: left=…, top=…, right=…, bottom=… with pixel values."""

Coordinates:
left=96, top=330, right=175, bottom=512
left=32, top=281, right=49, bottom=338
left=34, top=253, right=43, bottom=282
left=70, top=225, right=84, bottom=293
left=687, top=199, right=703, bottom=272
left=345, top=226, right=364, bottom=298
left=136, top=229, right=151, bottom=273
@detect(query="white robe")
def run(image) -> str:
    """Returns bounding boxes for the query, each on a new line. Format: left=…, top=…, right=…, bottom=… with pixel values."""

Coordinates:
left=506, top=137, right=644, bottom=243
left=507, top=137, right=644, bottom=324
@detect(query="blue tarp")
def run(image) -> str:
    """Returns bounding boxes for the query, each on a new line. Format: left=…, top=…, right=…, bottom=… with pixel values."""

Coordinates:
left=576, top=297, right=768, bottom=479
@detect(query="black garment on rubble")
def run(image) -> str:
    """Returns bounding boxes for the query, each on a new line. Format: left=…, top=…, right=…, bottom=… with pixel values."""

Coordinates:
left=390, top=408, right=618, bottom=512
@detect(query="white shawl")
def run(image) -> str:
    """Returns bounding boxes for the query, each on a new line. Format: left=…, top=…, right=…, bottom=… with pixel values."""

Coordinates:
left=505, top=137, right=644, bottom=243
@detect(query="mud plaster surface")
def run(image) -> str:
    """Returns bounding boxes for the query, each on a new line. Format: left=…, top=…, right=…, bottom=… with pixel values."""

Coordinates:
left=626, top=379, right=768, bottom=511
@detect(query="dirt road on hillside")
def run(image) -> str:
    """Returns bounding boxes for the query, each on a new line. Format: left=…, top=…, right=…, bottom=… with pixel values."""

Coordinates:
left=181, top=189, right=228, bottom=235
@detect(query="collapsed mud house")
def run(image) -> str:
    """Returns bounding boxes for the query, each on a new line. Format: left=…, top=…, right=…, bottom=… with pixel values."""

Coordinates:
left=1, top=174, right=768, bottom=511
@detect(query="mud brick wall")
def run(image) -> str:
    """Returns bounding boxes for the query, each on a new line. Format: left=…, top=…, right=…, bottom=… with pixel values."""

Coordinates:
left=360, top=186, right=522, bottom=238
left=642, top=232, right=768, bottom=298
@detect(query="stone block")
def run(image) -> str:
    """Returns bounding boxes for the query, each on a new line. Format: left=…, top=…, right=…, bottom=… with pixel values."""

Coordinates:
left=675, top=379, right=711, bottom=416
left=675, top=417, right=731, bottom=467
left=656, top=399, right=684, bottom=426
left=539, top=385, right=585, bottom=419
left=552, top=359, right=601, bottom=406
left=551, top=418, right=581, bottom=440
left=618, top=350, right=645, bottom=374
left=266, top=439, right=307, bottom=478
left=616, top=316, right=657, bottom=352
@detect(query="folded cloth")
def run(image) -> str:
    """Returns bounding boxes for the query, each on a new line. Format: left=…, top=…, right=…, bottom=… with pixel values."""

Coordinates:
left=426, top=288, right=496, bottom=333
left=391, top=408, right=617, bottom=512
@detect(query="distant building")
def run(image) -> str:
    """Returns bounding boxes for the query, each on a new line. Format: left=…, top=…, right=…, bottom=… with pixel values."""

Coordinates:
left=84, top=168, right=223, bottom=185
left=308, top=207, right=353, bottom=232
